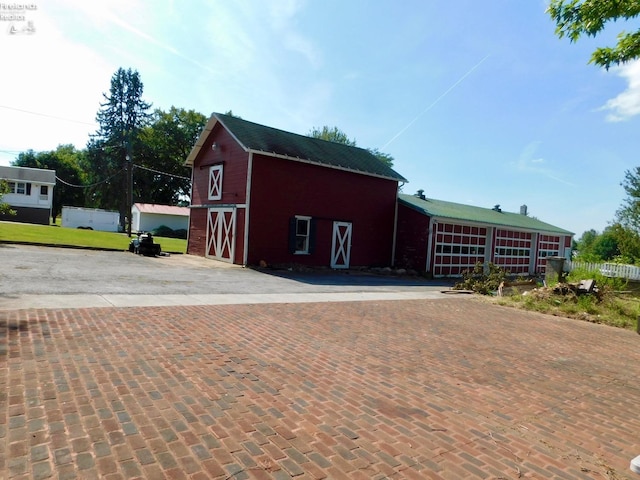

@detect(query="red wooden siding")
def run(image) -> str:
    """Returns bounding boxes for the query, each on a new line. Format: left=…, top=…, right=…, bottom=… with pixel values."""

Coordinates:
left=247, top=154, right=398, bottom=267
left=187, top=208, right=207, bottom=256
left=395, top=205, right=430, bottom=271
left=188, top=124, right=249, bottom=261
left=190, top=124, right=249, bottom=207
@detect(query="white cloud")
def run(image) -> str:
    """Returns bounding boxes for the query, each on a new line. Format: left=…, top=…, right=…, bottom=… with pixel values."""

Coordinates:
left=601, top=59, right=640, bottom=122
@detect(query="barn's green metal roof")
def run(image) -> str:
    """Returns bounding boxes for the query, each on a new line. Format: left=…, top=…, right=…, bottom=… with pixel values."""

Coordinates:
left=187, top=112, right=407, bottom=182
left=399, top=193, right=573, bottom=235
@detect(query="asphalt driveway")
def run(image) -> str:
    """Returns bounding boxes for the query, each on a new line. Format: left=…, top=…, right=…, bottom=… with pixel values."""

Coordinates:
left=0, top=244, right=448, bottom=297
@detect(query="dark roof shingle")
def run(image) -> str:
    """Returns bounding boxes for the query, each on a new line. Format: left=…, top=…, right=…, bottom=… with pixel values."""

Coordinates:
left=188, top=113, right=407, bottom=182
left=0, top=165, right=56, bottom=184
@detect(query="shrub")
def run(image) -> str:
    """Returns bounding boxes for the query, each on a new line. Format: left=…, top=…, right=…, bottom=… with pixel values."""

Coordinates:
left=454, top=262, right=507, bottom=295
left=152, top=225, right=174, bottom=237
left=172, top=229, right=188, bottom=240
left=151, top=225, right=188, bottom=240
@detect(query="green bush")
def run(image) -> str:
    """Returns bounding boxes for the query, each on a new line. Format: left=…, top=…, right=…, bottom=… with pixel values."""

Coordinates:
left=454, top=262, right=507, bottom=295
left=151, top=225, right=187, bottom=239
left=172, top=229, right=188, bottom=239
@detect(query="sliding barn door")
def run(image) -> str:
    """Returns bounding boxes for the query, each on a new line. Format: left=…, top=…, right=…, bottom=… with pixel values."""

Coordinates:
left=206, top=208, right=236, bottom=263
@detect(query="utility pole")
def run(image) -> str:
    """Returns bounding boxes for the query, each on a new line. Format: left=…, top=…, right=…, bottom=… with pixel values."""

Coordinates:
left=126, top=153, right=132, bottom=237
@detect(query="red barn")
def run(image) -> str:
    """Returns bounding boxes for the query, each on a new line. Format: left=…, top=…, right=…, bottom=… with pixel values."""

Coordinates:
left=395, top=191, right=574, bottom=277
left=185, top=113, right=407, bottom=268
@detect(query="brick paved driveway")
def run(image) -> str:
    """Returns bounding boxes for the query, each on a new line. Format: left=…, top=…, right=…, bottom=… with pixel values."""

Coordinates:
left=2, top=298, right=640, bottom=479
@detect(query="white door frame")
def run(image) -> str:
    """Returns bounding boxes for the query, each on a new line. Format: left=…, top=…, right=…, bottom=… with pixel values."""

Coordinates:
left=206, top=207, right=236, bottom=263
left=331, top=221, right=352, bottom=269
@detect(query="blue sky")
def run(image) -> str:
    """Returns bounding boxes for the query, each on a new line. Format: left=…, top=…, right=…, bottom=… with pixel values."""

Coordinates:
left=1, top=0, right=639, bottom=238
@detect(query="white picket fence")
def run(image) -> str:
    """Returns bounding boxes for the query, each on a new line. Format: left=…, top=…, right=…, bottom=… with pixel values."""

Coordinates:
left=565, top=260, right=640, bottom=281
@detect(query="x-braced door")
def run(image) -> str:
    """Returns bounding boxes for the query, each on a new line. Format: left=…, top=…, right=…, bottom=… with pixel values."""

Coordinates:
left=331, top=221, right=352, bottom=269
left=206, top=208, right=236, bottom=263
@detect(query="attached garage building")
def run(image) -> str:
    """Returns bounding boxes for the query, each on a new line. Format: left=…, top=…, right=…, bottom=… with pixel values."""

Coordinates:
left=395, top=192, right=573, bottom=277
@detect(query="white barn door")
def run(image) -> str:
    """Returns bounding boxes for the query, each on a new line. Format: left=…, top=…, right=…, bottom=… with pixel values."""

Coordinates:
left=206, top=208, right=236, bottom=263
left=331, top=221, right=352, bottom=269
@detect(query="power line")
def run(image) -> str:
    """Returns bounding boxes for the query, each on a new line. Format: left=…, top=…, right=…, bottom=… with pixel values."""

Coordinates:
left=133, top=163, right=190, bottom=181
left=56, top=168, right=126, bottom=188
left=56, top=162, right=190, bottom=189
left=0, top=104, right=97, bottom=127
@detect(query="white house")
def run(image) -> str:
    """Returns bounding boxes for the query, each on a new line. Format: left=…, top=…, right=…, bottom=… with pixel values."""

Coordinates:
left=131, top=203, right=189, bottom=233
left=0, top=166, right=56, bottom=225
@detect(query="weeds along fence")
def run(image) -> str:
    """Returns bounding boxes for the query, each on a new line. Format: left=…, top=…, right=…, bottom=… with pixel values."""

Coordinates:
left=566, top=260, right=640, bottom=281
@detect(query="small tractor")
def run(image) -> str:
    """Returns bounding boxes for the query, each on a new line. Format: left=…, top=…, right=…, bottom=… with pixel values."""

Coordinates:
left=128, top=232, right=161, bottom=257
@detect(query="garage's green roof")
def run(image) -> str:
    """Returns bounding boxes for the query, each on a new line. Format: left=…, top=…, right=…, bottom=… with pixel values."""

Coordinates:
left=399, top=193, right=573, bottom=235
left=193, top=113, right=406, bottom=182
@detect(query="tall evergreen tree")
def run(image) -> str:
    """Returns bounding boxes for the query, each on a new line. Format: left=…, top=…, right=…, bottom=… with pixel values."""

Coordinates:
left=85, top=68, right=151, bottom=234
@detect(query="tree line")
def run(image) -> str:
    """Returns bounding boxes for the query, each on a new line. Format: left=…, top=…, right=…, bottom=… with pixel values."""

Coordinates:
left=12, top=68, right=208, bottom=231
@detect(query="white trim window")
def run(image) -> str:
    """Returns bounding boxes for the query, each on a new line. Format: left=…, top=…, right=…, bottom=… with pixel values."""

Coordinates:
left=294, top=216, right=311, bottom=254
left=9, top=181, right=27, bottom=195
left=208, top=164, right=223, bottom=200
left=39, top=185, right=48, bottom=200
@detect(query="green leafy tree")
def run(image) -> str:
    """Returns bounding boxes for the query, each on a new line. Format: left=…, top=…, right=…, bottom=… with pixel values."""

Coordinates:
left=575, top=228, right=599, bottom=258
left=592, top=227, right=620, bottom=260
left=309, top=126, right=357, bottom=146
left=12, top=145, right=86, bottom=219
left=85, top=68, right=152, bottom=233
left=135, top=107, right=207, bottom=204
left=616, top=167, right=640, bottom=232
left=548, top=0, right=640, bottom=69
left=609, top=222, right=640, bottom=263
left=308, top=125, right=395, bottom=167
left=0, top=180, right=16, bottom=216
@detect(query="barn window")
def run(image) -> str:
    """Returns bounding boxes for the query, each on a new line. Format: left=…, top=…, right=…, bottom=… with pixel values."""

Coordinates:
left=208, top=164, right=223, bottom=200
left=289, top=216, right=316, bottom=255
left=40, top=185, right=48, bottom=200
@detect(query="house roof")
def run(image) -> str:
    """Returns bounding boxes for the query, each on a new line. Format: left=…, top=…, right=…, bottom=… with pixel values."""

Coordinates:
left=185, top=113, right=407, bottom=182
left=399, top=193, right=574, bottom=235
left=133, top=203, right=189, bottom=216
left=0, top=165, right=56, bottom=185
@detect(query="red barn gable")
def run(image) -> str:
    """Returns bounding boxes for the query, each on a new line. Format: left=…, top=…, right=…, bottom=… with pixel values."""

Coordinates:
left=185, top=113, right=407, bottom=268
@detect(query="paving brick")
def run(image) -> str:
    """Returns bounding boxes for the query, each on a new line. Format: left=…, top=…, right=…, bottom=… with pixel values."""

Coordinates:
left=4, top=299, right=640, bottom=479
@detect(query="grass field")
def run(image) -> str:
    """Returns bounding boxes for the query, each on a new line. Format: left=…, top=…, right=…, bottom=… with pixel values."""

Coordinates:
left=0, top=221, right=187, bottom=253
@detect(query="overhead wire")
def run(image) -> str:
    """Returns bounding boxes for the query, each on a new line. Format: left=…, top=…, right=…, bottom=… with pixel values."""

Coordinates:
left=55, top=163, right=190, bottom=189
left=0, top=104, right=97, bottom=127
left=55, top=168, right=126, bottom=188
left=133, top=163, right=190, bottom=181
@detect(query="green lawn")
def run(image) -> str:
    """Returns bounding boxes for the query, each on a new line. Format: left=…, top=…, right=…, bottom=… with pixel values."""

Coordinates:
left=0, top=221, right=187, bottom=253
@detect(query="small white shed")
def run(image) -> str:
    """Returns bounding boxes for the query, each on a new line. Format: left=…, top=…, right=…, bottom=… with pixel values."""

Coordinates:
left=131, top=203, right=189, bottom=233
